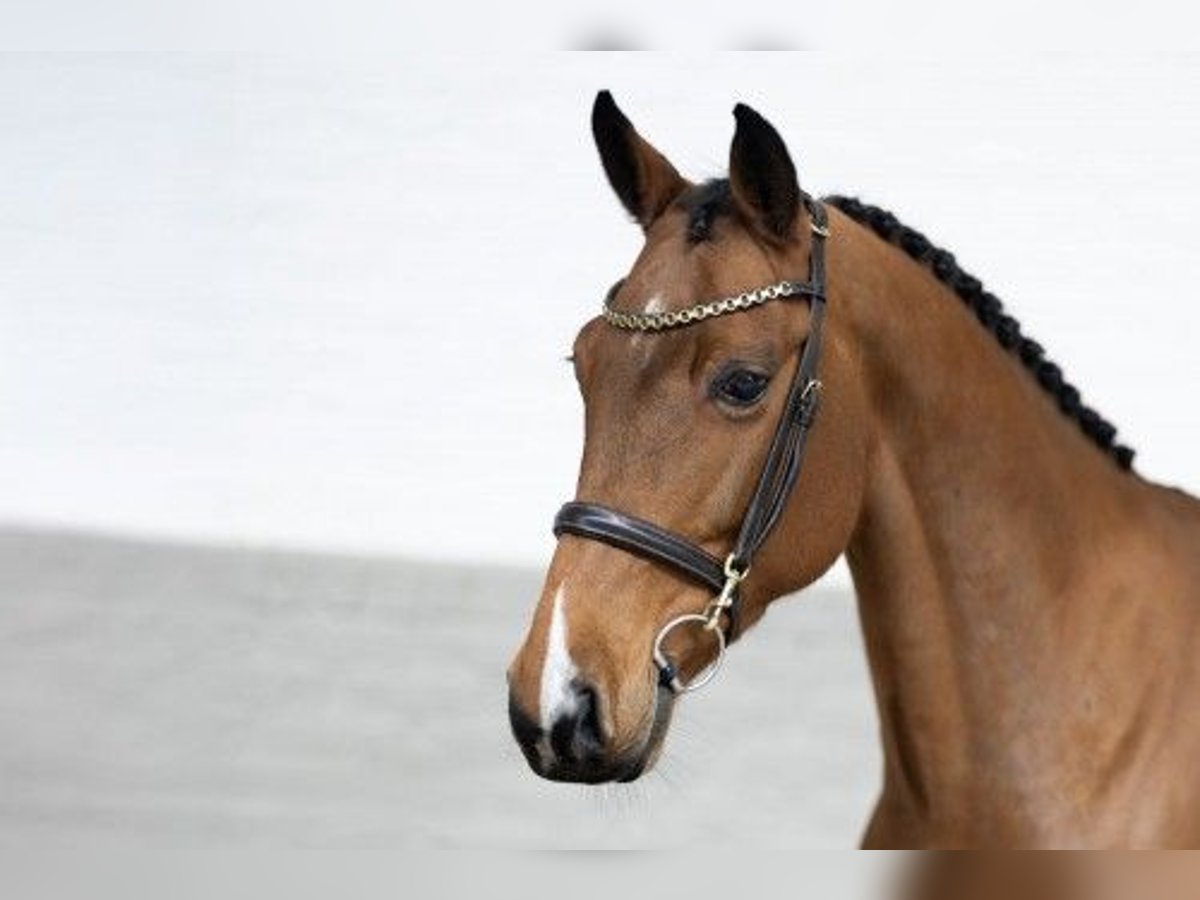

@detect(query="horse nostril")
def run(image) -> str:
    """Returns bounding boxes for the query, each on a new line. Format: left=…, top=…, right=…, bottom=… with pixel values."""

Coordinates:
left=574, top=683, right=605, bottom=755
left=549, top=681, right=607, bottom=764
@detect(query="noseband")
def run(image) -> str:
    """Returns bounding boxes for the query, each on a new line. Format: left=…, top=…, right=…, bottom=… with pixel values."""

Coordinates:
left=553, top=197, right=829, bottom=694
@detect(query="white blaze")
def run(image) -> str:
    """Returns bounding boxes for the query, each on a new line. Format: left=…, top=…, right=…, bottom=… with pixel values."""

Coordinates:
left=538, top=585, right=579, bottom=732
left=631, top=294, right=666, bottom=353
left=642, top=293, right=666, bottom=314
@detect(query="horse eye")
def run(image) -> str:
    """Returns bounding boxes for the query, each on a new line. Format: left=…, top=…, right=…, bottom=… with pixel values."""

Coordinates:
left=713, top=368, right=770, bottom=407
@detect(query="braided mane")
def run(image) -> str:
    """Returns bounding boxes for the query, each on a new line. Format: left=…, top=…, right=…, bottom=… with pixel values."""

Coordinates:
left=824, top=195, right=1135, bottom=471
left=676, top=180, right=1134, bottom=469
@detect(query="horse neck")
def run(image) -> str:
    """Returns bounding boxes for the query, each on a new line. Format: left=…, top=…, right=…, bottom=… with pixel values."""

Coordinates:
left=829, top=210, right=1150, bottom=833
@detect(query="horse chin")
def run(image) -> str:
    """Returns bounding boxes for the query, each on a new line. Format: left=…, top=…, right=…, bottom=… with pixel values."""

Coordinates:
left=615, top=680, right=676, bottom=782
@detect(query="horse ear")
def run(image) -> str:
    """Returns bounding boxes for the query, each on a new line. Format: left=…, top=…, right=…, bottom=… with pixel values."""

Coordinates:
left=592, top=91, right=688, bottom=229
left=729, top=103, right=801, bottom=243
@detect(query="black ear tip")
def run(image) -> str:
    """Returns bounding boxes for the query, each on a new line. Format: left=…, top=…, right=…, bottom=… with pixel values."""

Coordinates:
left=593, top=90, right=629, bottom=131
left=732, top=103, right=765, bottom=127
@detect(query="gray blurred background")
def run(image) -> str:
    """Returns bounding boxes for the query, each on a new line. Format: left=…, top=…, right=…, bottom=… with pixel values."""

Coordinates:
left=0, top=527, right=875, bottom=848
left=1, top=53, right=1198, bottom=873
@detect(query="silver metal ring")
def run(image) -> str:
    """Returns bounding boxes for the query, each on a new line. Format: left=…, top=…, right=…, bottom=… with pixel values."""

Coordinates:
left=652, top=613, right=727, bottom=694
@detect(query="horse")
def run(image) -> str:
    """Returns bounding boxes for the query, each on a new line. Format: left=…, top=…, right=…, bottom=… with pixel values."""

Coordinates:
left=506, top=91, right=1200, bottom=848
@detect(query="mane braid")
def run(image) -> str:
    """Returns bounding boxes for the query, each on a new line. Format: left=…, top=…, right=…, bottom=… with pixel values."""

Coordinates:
left=823, top=195, right=1135, bottom=471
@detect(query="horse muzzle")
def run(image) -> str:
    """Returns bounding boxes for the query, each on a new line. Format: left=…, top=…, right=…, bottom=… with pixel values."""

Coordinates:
left=507, top=681, right=673, bottom=784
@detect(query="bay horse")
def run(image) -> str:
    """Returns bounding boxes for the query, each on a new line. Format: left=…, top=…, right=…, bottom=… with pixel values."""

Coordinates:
left=506, top=92, right=1200, bottom=848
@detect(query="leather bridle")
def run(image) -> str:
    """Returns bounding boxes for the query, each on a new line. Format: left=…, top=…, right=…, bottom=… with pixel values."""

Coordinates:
left=552, top=196, right=830, bottom=694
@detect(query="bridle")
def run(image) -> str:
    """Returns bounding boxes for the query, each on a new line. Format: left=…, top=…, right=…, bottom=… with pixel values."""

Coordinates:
left=552, top=196, right=830, bottom=694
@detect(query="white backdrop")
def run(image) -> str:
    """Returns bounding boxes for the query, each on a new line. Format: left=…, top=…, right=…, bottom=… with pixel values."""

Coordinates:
left=3, top=54, right=1198, bottom=581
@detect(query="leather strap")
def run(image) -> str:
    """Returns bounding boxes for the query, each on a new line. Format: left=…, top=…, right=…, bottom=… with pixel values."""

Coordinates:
left=730, top=281, right=825, bottom=567
left=553, top=502, right=727, bottom=594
